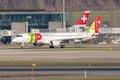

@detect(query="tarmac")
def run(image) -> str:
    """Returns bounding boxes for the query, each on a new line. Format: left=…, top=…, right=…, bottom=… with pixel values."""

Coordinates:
left=0, top=48, right=120, bottom=63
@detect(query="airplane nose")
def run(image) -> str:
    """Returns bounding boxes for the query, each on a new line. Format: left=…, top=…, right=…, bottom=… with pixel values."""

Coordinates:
left=12, top=38, right=17, bottom=43
left=12, top=39, right=15, bottom=42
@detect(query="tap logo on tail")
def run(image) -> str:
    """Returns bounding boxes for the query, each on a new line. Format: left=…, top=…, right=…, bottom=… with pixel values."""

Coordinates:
left=85, top=16, right=102, bottom=37
left=95, top=16, right=101, bottom=33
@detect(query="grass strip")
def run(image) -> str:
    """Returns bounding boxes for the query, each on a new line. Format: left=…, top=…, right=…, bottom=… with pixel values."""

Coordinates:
left=0, top=61, right=120, bottom=67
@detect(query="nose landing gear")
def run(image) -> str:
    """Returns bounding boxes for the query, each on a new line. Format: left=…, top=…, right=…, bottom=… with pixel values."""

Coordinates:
left=21, top=43, right=24, bottom=49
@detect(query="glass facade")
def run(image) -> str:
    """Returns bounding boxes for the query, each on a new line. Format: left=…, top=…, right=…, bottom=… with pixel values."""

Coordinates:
left=0, top=12, right=63, bottom=30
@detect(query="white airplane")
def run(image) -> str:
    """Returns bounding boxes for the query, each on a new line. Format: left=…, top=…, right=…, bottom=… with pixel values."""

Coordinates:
left=67, top=11, right=90, bottom=30
left=67, top=11, right=90, bottom=32
left=12, top=16, right=101, bottom=48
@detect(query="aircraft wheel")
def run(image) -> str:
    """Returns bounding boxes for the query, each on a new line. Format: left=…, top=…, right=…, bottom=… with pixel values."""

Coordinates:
left=21, top=46, right=23, bottom=49
left=49, top=46, right=54, bottom=48
left=61, top=45, right=66, bottom=48
left=21, top=43, right=24, bottom=49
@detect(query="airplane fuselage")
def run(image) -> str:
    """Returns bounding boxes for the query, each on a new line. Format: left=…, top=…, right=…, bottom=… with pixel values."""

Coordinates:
left=12, top=32, right=88, bottom=44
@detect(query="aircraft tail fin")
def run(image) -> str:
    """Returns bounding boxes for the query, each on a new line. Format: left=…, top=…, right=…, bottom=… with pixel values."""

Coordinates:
left=85, top=16, right=101, bottom=37
left=72, top=11, right=90, bottom=27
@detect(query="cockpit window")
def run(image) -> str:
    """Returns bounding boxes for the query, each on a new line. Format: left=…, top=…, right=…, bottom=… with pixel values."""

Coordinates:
left=16, top=35, right=22, bottom=37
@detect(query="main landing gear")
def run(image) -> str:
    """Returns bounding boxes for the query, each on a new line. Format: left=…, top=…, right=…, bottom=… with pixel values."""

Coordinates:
left=49, top=41, right=66, bottom=48
left=49, top=45, right=66, bottom=48
left=49, top=41, right=54, bottom=48
left=49, top=45, right=55, bottom=48
left=60, top=45, right=66, bottom=48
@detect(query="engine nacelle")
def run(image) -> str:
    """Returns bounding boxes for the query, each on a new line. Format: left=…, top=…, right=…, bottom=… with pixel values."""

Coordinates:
left=33, top=43, right=44, bottom=46
left=74, top=39, right=81, bottom=43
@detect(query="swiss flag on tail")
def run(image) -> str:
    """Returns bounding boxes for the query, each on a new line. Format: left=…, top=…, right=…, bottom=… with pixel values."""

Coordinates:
left=95, top=16, right=101, bottom=33
left=76, top=11, right=90, bottom=25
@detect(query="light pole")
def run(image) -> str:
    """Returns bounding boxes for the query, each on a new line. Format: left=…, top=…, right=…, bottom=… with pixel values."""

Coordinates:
left=62, top=0, right=66, bottom=29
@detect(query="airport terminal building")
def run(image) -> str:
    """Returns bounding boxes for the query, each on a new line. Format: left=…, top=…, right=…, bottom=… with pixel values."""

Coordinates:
left=0, top=9, right=63, bottom=31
